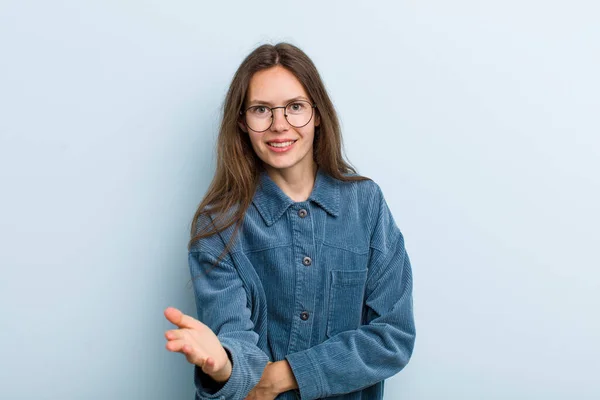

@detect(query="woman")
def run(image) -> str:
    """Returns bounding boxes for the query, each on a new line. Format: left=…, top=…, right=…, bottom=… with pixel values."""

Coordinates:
left=164, top=42, right=416, bottom=400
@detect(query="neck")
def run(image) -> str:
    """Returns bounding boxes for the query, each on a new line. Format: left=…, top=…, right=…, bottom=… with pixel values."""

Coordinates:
left=264, top=161, right=318, bottom=202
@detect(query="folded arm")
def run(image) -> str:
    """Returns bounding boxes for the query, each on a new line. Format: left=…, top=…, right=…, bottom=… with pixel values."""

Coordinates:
left=285, top=185, right=416, bottom=399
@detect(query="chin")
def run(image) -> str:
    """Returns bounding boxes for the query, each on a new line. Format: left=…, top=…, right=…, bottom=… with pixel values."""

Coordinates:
left=258, top=147, right=313, bottom=172
left=264, top=160, right=297, bottom=171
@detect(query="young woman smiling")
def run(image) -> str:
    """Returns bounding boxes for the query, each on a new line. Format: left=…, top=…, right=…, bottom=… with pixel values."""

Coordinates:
left=164, top=43, right=416, bottom=400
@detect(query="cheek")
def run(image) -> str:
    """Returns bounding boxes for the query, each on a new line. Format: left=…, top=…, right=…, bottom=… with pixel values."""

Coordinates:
left=248, top=134, right=263, bottom=150
left=299, top=128, right=315, bottom=145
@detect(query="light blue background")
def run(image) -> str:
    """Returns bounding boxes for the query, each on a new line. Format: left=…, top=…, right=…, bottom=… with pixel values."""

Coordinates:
left=1, top=1, right=598, bottom=399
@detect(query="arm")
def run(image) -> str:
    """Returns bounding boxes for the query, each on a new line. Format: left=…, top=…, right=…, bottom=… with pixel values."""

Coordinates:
left=284, top=185, right=416, bottom=399
left=244, top=360, right=297, bottom=399
left=189, top=250, right=270, bottom=399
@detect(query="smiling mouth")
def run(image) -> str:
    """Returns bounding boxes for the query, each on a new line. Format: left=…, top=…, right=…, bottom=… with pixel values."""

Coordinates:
left=267, top=140, right=297, bottom=148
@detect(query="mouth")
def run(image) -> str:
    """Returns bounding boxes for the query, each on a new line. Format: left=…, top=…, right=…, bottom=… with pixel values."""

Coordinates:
left=266, top=139, right=298, bottom=152
left=266, top=139, right=298, bottom=148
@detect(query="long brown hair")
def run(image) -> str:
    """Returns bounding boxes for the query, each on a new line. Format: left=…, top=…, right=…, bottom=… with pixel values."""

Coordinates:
left=189, top=42, right=369, bottom=258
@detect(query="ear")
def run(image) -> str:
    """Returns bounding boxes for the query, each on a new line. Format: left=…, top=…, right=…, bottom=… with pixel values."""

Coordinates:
left=238, top=119, right=248, bottom=133
left=314, top=112, right=321, bottom=127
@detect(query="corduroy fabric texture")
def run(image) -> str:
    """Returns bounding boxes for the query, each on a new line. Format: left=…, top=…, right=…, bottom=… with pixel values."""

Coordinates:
left=188, top=169, right=415, bottom=400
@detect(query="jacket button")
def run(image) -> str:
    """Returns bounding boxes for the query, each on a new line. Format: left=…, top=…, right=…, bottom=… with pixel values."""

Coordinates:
left=298, top=209, right=307, bottom=218
left=300, top=311, right=309, bottom=321
left=302, top=256, right=312, bottom=266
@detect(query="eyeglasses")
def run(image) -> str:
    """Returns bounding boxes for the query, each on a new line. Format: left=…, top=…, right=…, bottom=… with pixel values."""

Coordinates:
left=240, top=100, right=317, bottom=133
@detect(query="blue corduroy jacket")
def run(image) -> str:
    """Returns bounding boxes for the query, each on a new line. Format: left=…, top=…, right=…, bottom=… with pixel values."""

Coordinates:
left=188, top=169, right=415, bottom=399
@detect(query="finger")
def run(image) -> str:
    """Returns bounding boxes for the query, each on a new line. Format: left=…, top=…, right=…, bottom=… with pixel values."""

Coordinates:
left=182, top=344, right=206, bottom=367
left=164, top=307, right=202, bottom=330
left=202, top=357, right=217, bottom=374
left=165, top=339, right=187, bottom=353
left=166, top=341, right=211, bottom=368
left=164, top=329, right=185, bottom=341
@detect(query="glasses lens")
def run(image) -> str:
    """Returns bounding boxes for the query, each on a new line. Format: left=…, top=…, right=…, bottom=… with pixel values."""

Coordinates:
left=244, top=101, right=314, bottom=132
left=285, top=101, right=313, bottom=128
left=245, top=105, right=272, bottom=132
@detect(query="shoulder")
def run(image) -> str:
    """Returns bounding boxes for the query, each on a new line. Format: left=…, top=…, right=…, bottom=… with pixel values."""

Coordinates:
left=339, top=173, right=400, bottom=235
left=339, top=171, right=380, bottom=191
left=337, top=172, right=385, bottom=210
left=189, top=205, right=240, bottom=255
left=333, top=173, right=393, bottom=234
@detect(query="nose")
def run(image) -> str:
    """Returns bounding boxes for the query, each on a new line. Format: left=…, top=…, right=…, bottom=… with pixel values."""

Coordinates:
left=271, top=107, right=290, bottom=132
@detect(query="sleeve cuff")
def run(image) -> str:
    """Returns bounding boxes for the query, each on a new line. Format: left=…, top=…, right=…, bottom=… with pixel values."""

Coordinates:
left=194, top=348, right=232, bottom=395
left=194, top=339, right=268, bottom=400
left=193, top=343, right=239, bottom=399
left=285, top=349, right=324, bottom=400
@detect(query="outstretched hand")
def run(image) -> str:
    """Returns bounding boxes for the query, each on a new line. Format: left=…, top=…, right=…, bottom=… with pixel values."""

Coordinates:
left=164, top=306, right=232, bottom=383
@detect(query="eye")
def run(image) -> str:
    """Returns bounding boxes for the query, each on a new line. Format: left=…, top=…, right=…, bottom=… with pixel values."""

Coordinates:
left=289, top=102, right=306, bottom=112
left=249, top=106, right=268, bottom=115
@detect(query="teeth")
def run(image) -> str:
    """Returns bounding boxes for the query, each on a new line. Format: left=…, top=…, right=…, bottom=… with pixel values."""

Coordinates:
left=269, top=140, right=295, bottom=148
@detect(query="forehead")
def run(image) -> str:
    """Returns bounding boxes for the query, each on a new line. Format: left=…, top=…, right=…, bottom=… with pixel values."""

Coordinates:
left=247, top=65, right=309, bottom=103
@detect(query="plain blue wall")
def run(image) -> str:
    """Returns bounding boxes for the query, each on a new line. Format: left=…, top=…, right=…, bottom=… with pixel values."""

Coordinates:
left=1, top=1, right=598, bottom=399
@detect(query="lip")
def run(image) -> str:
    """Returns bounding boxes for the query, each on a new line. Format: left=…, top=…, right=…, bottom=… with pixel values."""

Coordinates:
left=266, top=139, right=297, bottom=153
left=266, top=138, right=297, bottom=143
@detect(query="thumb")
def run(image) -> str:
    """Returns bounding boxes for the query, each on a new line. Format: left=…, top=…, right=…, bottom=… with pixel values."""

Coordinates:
left=164, top=307, right=202, bottom=330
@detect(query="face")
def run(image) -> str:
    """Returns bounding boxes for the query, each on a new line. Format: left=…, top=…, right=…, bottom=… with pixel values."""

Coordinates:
left=239, top=65, right=320, bottom=175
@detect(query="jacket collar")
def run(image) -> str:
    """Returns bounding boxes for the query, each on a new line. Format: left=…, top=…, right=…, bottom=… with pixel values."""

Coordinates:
left=252, top=168, right=340, bottom=227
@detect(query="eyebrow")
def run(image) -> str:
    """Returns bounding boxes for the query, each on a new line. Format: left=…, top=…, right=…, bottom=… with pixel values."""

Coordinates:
left=247, top=96, right=310, bottom=107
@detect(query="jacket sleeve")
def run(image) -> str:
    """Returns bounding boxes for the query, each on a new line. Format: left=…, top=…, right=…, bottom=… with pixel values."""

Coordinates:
left=188, top=250, right=270, bottom=400
left=285, top=185, right=416, bottom=399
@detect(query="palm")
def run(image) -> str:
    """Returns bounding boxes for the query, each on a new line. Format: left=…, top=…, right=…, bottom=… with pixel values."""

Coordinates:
left=164, top=307, right=231, bottom=381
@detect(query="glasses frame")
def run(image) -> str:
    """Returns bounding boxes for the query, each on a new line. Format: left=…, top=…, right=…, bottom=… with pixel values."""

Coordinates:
left=240, top=100, right=318, bottom=133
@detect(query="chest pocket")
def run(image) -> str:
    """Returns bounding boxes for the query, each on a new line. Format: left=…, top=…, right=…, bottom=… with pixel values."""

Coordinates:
left=326, top=269, right=368, bottom=338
